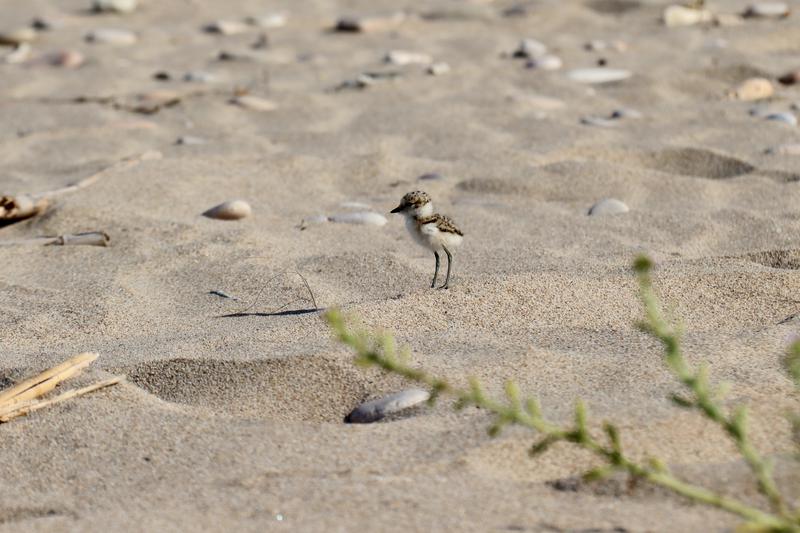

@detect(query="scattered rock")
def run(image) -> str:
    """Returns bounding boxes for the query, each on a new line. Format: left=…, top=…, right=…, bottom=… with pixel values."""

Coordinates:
left=765, top=112, right=797, bottom=126
left=581, top=116, right=618, bottom=127
left=92, top=0, right=137, bottom=14
left=611, top=108, right=642, bottom=119
left=385, top=50, right=432, bottom=66
left=729, top=77, right=774, bottom=101
left=203, top=200, right=252, bottom=220
left=231, top=95, right=277, bottom=112
left=175, top=136, right=206, bottom=146
left=328, top=212, right=387, bottom=226
left=526, top=54, right=562, bottom=70
left=765, top=143, right=800, bottom=155
left=742, top=2, right=790, bottom=18
left=662, top=5, right=713, bottom=27
left=85, top=28, right=137, bottom=45
left=246, top=13, right=288, bottom=28
left=778, top=70, right=800, bottom=85
left=204, top=20, right=249, bottom=35
left=418, top=172, right=444, bottom=181
left=345, top=389, right=430, bottom=423
left=0, top=27, right=37, bottom=46
left=335, top=71, right=401, bottom=91
left=183, top=71, right=216, bottom=83
left=512, top=38, right=547, bottom=59
left=567, top=68, right=631, bottom=84
left=588, top=198, right=629, bottom=216
left=427, top=62, right=451, bottom=75
left=49, top=50, right=85, bottom=68
left=335, top=12, right=406, bottom=33
left=4, top=43, right=31, bottom=64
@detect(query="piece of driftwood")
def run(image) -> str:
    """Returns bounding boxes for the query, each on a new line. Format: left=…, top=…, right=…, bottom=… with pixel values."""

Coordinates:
left=0, top=352, right=123, bottom=423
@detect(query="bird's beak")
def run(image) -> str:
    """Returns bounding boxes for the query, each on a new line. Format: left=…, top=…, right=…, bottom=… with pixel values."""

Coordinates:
left=390, top=205, right=403, bottom=214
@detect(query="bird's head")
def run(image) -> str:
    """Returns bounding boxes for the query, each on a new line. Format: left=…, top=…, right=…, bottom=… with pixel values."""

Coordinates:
left=390, top=191, right=433, bottom=217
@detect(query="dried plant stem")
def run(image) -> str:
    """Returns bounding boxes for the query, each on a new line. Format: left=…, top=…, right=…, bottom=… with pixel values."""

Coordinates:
left=325, top=255, right=800, bottom=532
left=0, top=376, right=123, bottom=422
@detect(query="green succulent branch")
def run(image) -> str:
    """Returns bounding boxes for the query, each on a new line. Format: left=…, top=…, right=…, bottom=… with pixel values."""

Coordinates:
left=325, top=256, right=800, bottom=532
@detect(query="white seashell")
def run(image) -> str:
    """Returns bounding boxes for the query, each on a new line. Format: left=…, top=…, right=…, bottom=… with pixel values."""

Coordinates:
left=588, top=198, right=629, bottom=216
left=85, top=28, right=137, bottom=45
left=203, top=200, right=252, bottom=220
left=385, top=50, right=433, bottom=66
left=231, top=95, right=277, bottom=112
left=92, top=0, right=137, bottom=14
left=513, top=38, right=547, bottom=59
left=765, top=112, right=797, bottom=126
left=328, top=212, right=387, bottom=226
left=663, top=5, right=713, bottom=27
left=567, top=68, right=631, bottom=84
left=246, top=13, right=288, bottom=28
left=765, top=143, right=800, bottom=155
left=204, top=20, right=249, bottom=35
left=346, top=389, right=430, bottom=423
left=0, top=195, right=48, bottom=221
left=427, top=62, right=451, bottom=75
left=4, top=43, right=31, bottom=64
left=526, top=54, right=562, bottom=71
left=729, top=78, right=774, bottom=101
left=743, top=2, right=789, bottom=18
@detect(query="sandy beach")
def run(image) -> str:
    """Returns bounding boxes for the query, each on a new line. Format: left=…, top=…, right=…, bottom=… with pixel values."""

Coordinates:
left=1, top=0, right=800, bottom=530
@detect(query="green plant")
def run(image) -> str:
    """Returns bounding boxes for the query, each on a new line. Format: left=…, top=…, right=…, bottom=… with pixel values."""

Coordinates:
left=325, top=256, right=800, bottom=532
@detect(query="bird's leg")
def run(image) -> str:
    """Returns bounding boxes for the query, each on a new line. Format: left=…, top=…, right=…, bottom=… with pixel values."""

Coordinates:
left=440, top=246, right=453, bottom=289
left=431, top=251, right=440, bottom=289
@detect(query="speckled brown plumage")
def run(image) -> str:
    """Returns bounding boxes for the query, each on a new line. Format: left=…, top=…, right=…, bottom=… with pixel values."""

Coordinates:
left=415, top=214, right=464, bottom=236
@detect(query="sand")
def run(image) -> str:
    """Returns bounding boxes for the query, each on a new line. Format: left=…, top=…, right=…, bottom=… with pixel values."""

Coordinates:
left=1, top=0, right=800, bottom=530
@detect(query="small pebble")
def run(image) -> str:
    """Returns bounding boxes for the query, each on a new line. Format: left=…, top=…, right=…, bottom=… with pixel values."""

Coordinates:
left=580, top=116, right=618, bottom=128
left=329, top=212, right=387, bottom=226
left=345, top=389, right=430, bottom=423
left=335, top=12, right=406, bottom=33
left=176, top=136, right=206, bottom=146
left=588, top=198, right=629, bottom=216
left=246, top=13, right=288, bottom=28
left=49, top=50, right=84, bottom=68
left=385, top=50, right=433, bottom=66
left=418, top=172, right=444, bottom=181
left=231, top=95, right=277, bottom=112
left=203, top=200, right=252, bottom=220
left=610, top=108, right=642, bottom=119
left=778, top=70, right=800, bottom=85
left=427, top=62, right=451, bottom=75
left=567, top=68, right=631, bottom=84
left=512, top=38, right=547, bottom=59
left=183, top=71, right=216, bottom=83
left=86, top=28, right=137, bottom=45
left=765, top=112, right=797, bottom=126
left=153, top=71, right=171, bottom=81
left=0, top=27, right=37, bottom=46
left=92, top=0, right=137, bottom=14
left=204, top=20, right=249, bottom=35
left=729, top=77, right=774, bottom=100
left=743, top=2, right=790, bottom=18
left=526, top=54, right=562, bottom=70
left=765, top=143, right=800, bottom=155
left=663, top=5, right=713, bottom=27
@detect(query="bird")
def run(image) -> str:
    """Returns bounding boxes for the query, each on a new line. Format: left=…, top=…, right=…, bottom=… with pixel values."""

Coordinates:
left=390, top=191, right=464, bottom=289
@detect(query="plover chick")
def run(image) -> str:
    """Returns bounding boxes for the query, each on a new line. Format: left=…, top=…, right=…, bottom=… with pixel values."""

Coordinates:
left=390, top=191, right=464, bottom=289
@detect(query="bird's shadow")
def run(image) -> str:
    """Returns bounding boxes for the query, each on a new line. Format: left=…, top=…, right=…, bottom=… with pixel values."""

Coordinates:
left=217, top=308, right=322, bottom=318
